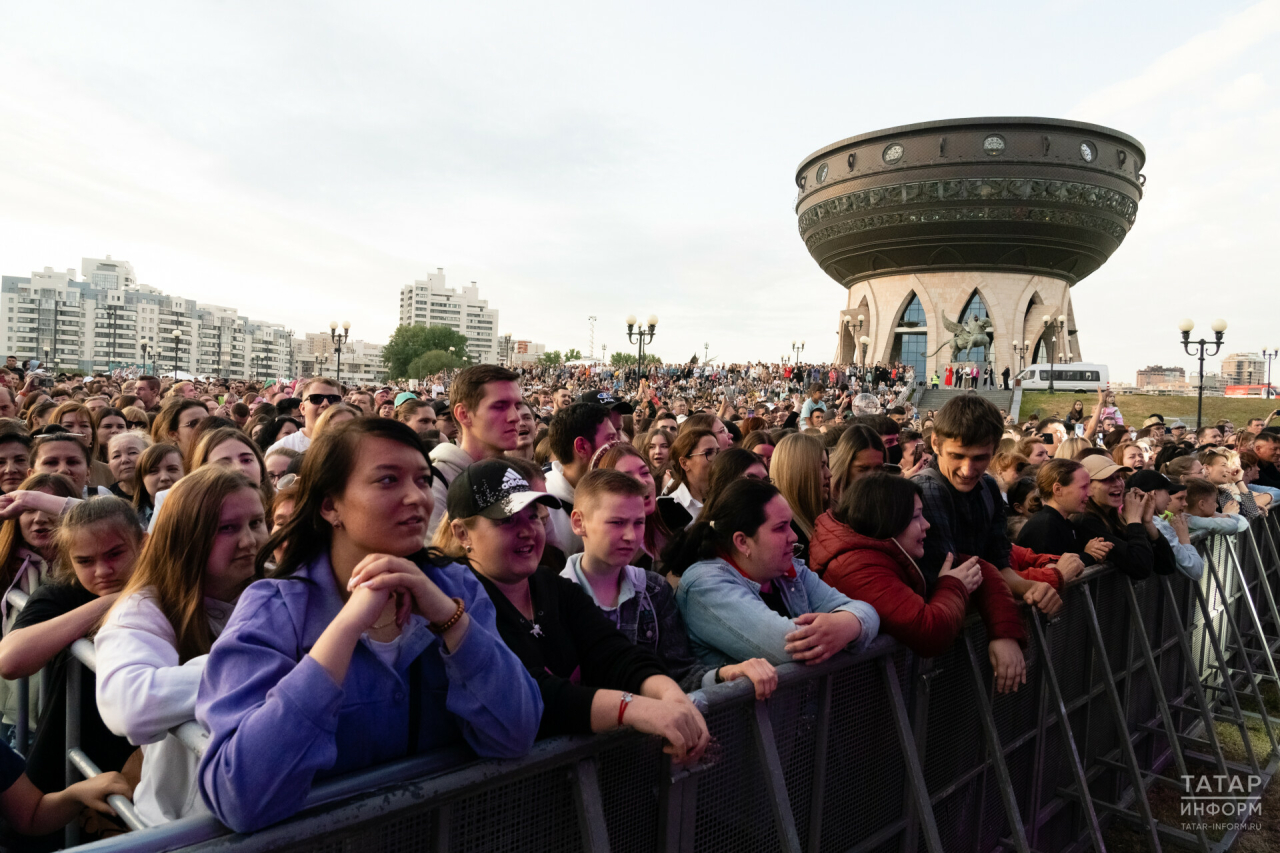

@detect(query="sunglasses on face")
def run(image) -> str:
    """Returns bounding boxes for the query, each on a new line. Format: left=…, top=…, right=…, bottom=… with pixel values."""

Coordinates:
left=127, top=420, right=148, bottom=429
left=307, top=394, right=343, bottom=406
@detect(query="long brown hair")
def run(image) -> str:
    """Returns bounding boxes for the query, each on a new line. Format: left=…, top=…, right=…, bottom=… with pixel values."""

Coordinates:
left=0, top=473, right=79, bottom=591
left=114, top=466, right=259, bottom=662
left=132, top=443, right=184, bottom=513
left=52, top=497, right=143, bottom=586
left=261, top=418, right=445, bottom=578
left=190, top=426, right=274, bottom=508
left=667, top=428, right=714, bottom=493
left=150, top=398, right=208, bottom=456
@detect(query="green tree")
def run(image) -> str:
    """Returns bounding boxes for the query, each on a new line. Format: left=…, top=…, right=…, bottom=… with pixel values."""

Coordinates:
left=564, top=348, right=583, bottom=362
left=537, top=350, right=563, bottom=366
left=383, top=324, right=470, bottom=379
left=609, top=352, right=661, bottom=367
left=407, top=349, right=463, bottom=378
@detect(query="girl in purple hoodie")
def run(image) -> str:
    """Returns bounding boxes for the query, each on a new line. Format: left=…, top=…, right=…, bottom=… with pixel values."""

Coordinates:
left=196, top=419, right=541, bottom=833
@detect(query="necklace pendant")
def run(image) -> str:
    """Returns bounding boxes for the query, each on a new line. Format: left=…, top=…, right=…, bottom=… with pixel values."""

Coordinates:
left=530, top=623, right=543, bottom=637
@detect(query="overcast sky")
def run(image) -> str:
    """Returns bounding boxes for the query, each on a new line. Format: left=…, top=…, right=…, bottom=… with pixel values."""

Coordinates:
left=1, top=1, right=1276, bottom=381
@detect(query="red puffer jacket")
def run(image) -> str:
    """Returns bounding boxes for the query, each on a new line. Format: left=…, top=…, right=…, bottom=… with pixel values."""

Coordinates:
left=809, top=511, right=1027, bottom=658
left=1012, top=545, right=1065, bottom=590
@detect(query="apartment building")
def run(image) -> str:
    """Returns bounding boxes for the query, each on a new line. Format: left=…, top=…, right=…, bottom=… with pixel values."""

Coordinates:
left=397, top=268, right=499, bottom=364
left=2, top=257, right=291, bottom=380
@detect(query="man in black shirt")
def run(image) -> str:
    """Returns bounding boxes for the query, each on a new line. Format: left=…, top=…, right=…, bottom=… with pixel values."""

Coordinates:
left=1016, top=458, right=1108, bottom=572
left=913, top=395, right=1061, bottom=616
left=1253, top=431, right=1280, bottom=490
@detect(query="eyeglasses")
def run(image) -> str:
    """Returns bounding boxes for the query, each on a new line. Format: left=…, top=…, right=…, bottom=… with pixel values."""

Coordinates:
left=686, top=448, right=719, bottom=461
left=127, top=420, right=148, bottom=429
left=307, top=394, right=343, bottom=406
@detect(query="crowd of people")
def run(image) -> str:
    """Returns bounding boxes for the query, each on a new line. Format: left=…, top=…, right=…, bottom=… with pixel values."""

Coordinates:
left=0, top=356, right=1273, bottom=844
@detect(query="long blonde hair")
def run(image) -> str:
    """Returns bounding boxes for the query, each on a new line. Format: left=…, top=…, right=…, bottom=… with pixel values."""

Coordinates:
left=113, top=466, right=259, bottom=662
left=1055, top=436, right=1091, bottom=460
left=771, top=432, right=826, bottom=539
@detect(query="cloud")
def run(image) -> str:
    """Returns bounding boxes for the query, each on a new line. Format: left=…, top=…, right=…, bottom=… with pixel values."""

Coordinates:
left=1071, top=0, right=1280, bottom=122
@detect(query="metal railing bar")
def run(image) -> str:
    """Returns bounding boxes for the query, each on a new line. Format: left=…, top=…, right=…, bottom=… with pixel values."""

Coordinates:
left=1223, top=537, right=1280, bottom=695
left=68, top=748, right=150, bottom=832
left=1122, top=577, right=1211, bottom=851
left=880, top=656, right=943, bottom=853
left=749, top=701, right=802, bottom=853
left=570, top=757, right=611, bottom=853
left=1029, top=608, right=1105, bottom=852
left=1188, top=575, right=1262, bottom=775
left=65, top=652, right=81, bottom=849
left=804, top=674, right=832, bottom=853
left=1077, top=584, right=1163, bottom=851
left=429, top=803, right=450, bottom=853
left=962, top=632, right=1030, bottom=853
left=1203, top=548, right=1279, bottom=756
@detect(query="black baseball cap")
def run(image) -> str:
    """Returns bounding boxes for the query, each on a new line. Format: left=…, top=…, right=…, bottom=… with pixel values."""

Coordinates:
left=1127, top=470, right=1174, bottom=493
left=431, top=399, right=453, bottom=418
left=577, top=390, right=633, bottom=415
left=447, top=459, right=561, bottom=521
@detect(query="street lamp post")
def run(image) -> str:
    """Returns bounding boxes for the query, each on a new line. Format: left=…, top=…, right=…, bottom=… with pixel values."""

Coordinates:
left=791, top=340, right=805, bottom=364
left=330, top=321, right=350, bottom=387
left=284, top=329, right=295, bottom=380
left=842, top=315, right=865, bottom=366
left=1264, top=349, right=1278, bottom=400
left=1041, top=314, right=1066, bottom=392
left=625, top=315, right=658, bottom=368
left=1013, top=340, right=1030, bottom=372
left=316, top=352, right=329, bottom=379
left=1179, top=319, right=1227, bottom=431
left=704, top=342, right=709, bottom=364
left=171, top=329, right=181, bottom=378
left=859, top=336, right=870, bottom=367
left=140, top=342, right=149, bottom=374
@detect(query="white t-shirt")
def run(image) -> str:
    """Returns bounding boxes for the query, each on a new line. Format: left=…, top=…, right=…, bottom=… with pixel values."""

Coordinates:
left=266, top=429, right=311, bottom=456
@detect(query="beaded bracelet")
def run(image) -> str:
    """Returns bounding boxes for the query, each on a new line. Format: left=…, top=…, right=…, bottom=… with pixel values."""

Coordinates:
left=429, top=597, right=466, bottom=635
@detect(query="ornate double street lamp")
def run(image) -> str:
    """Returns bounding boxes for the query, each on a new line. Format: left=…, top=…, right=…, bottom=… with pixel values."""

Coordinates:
left=626, top=315, right=658, bottom=366
left=791, top=340, right=805, bottom=364
left=1013, top=340, right=1030, bottom=372
left=1179, top=319, right=1227, bottom=431
left=1041, top=314, right=1066, bottom=393
left=330, top=321, right=350, bottom=386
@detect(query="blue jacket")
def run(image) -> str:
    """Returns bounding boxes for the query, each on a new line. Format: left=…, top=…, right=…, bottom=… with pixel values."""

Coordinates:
left=196, top=552, right=541, bottom=833
left=675, top=557, right=880, bottom=666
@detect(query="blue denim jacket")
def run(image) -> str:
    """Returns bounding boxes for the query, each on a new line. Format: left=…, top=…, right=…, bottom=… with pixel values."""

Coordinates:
left=675, top=557, right=880, bottom=666
left=196, top=552, right=542, bottom=833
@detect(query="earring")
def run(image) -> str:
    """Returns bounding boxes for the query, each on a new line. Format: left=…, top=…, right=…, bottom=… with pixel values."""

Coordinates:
left=333, top=519, right=344, bottom=530
left=465, top=545, right=473, bottom=553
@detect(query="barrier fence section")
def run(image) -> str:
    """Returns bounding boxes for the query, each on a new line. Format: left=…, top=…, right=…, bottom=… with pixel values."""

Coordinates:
left=12, top=515, right=1278, bottom=853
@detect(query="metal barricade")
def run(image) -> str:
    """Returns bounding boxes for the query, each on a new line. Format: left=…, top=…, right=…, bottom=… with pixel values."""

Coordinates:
left=40, top=518, right=1280, bottom=852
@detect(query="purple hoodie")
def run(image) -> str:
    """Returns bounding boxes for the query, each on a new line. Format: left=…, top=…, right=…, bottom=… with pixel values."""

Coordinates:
left=196, top=552, right=541, bottom=833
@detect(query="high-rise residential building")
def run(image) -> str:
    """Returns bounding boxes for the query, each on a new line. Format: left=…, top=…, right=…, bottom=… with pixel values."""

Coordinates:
left=1135, top=365, right=1186, bottom=388
left=398, top=268, right=499, bottom=364
left=508, top=339, right=546, bottom=366
left=2, top=256, right=304, bottom=382
left=1220, top=353, right=1265, bottom=386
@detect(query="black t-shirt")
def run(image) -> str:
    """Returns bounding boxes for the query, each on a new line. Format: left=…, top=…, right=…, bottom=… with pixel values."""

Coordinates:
left=472, top=566, right=667, bottom=739
left=0, top=741, right=24, bottom=794
left=13, top=583, right=135, bottom=793
left=107, top=482, right=131, bottom=500
left=1256, top=462, right=1280, bottom=490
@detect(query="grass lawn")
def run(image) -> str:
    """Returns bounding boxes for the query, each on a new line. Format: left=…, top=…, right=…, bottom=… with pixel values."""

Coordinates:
left=1017, top=391, right=1280, bottom=428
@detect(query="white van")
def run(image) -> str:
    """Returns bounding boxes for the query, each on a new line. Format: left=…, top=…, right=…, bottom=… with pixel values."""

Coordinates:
left=1016, top=363, right=1110, bottom=392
